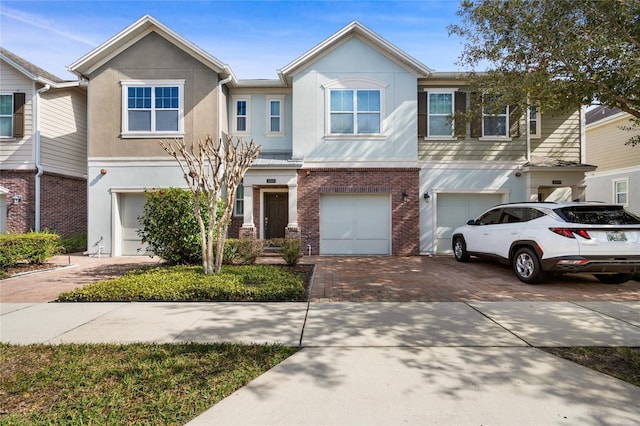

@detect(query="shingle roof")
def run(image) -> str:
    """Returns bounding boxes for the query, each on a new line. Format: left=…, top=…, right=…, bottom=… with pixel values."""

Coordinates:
left=0, top=47, right=64, bottom=83
left=585, top=105, right=623, bottom=125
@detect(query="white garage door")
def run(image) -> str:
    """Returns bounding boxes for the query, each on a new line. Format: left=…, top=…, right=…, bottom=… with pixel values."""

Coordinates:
left=435, top=193, right=503, bottom=254
left=320, top=194, right=390, bottom=255
left=120, top=193, right=149, bottom=256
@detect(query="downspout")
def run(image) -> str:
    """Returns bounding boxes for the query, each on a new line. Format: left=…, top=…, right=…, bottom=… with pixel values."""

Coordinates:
left=34, top=84, right=50, bottom=232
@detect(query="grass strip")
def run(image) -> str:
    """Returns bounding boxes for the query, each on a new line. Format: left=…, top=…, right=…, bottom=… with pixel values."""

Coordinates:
left=0, top=342, right=297, bottom=425
left=57, top=264, right=307, bottom=302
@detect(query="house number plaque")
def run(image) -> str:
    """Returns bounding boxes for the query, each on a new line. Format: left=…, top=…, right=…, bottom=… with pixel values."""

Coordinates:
left=552, top=180, right=562, bottom=185
left=266, top=179, right=276, bottom=183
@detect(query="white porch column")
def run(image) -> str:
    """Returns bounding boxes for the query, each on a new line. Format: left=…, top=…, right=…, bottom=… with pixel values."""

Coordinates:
left=287, top=183, right=298, bottom=228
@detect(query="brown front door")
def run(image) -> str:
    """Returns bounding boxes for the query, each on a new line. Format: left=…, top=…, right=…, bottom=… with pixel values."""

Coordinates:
left=264, top=192, right=288, bottom=239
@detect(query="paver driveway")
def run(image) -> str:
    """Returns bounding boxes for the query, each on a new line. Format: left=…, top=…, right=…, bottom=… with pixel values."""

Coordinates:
left=309, top=256, right=640, bottom=302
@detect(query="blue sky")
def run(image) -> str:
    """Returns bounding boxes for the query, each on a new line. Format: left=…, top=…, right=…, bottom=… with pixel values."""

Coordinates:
left=1, top=0, right=468, bottom=80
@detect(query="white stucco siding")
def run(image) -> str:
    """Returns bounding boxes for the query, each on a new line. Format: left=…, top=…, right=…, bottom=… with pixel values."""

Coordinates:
left=291, top=38, right=418, bottom=163
left=87, top=160, right=189, bottom=256
left=585, top=167, right=640, bottom=215
left=419, top=165, right=525, bottom=254
left=0, top=61, right=34, bottom=169
left=40, top=88, right=87, bottom=177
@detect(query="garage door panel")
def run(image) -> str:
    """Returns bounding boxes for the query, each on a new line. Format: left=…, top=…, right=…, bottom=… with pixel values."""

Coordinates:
left=436, top=193, right=503, bottom=254
left=320, top=194, right=390, bottom=255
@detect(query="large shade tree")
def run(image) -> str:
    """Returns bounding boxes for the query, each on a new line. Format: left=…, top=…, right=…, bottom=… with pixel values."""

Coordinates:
left=449, top=0, right=640, bottom=145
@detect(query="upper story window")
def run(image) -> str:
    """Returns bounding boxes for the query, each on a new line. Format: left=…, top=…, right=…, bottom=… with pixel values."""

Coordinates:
left=529, top=106, right=541, bottom=138
left=266, top=96, right=285, bottom=135
left=427, top=92, right=454, bottom=137
left=482, top=104, right=509, bottom=138
left=0, top=94, right=13, bottom=137
left=0, top=93, right=25, bottom=139
left=329, top=89, right=380, bottom=134
left=232, top=96, right=251, bottom=134
left=323, top=78, right=387, bottom=138
left=121, top=80, right=184, bottom=138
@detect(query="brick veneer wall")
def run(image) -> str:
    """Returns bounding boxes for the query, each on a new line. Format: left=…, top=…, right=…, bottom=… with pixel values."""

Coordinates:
left=0, top=170, right=86, bottom=237
left=40, top=173, right=87, bottom=237
left=297, top=168, right=420, bottom=255
left=0, top=170, right=35, bottom=233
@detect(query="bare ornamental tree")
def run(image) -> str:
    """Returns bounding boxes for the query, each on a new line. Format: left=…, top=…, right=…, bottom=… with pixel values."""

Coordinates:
left=160, top=135, right=261, bottom=274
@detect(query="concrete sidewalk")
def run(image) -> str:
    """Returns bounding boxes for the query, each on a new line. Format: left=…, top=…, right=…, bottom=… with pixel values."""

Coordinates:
left=3, top=300, right=639, bottom=425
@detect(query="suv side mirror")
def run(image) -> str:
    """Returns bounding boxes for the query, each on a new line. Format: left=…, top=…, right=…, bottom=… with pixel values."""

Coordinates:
left=467, top=219, right=477, bottom=226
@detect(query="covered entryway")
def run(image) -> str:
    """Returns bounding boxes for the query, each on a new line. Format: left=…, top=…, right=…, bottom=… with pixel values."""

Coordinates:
left=435, top=193, right=504, bottom=254
left=119, top=192, right=148, bottom=255
left=264, top=192, right=288, bottom=239
left=320, top=194, right=391, bottom=255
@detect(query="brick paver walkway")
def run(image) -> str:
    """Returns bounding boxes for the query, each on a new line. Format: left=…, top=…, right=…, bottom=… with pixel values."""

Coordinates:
left=309, top=256, right=640, bottom=302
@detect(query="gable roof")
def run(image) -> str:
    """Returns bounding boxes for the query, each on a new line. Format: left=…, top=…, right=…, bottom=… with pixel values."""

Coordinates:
left=585, top=105, right=626, bottom=126
left=68, top=15, right=236, bottom=81
left=0, top=47, right=66, bottom=85
left=278, top=21, right=432, bottom=83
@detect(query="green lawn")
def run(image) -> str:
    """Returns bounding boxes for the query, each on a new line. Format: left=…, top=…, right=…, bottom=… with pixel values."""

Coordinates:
left=0, top=343, right=297, bottom=425
left=57, top=264, right=310, bottom=302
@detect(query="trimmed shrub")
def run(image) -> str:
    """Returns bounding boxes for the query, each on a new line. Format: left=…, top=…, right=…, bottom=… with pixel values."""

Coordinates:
left=236, top=239, right=264, bottom=265
left=222, top=239, right=241, bottom=264
left=0, top=232, right=61, bottom=270
left=60, top=232, right=87, bottom=254
left=138, top=188, right=212, bottom=265
left=280, top=238, right=302, bottom=266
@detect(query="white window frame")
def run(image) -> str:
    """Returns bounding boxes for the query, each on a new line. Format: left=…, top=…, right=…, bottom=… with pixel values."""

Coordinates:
left=120, top=80, right=185, bottom=139
left=0, top=93, right=13, bottom=138
left=266, top=95, right=285, bottom=136
left=529, top=106, right=541, bottom=138
left=323, top=78, right=387, bottom=139
left=234, top=183, right=244, bottom=216
left=426, top=89, right=456, bottom=140
left=613, top=178, right=629, bottom=206
left=481, top=102, right=510, bottom=140
left=232, top=95, right=251, bottom=135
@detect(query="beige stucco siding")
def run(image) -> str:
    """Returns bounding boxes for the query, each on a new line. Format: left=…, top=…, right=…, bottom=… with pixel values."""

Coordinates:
left=87, top=32, right=219, bottom=158
left=586, top=114, right=639, bottom=171
left=531, top=110, right=581, bottom=162
left=40, top=87, right=87, bottom=176
left=0, top=61, right=34, bottom=168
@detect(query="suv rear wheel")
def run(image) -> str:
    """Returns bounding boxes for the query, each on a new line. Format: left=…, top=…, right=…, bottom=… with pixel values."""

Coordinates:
left=453, top=236, right=470, bottom=262
left=512, top=247, right=545, bottom=284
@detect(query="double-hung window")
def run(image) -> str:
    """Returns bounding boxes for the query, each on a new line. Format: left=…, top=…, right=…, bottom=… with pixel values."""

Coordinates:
left=614, top=179, right=628, bottom=206
left=482, top=103, right=509, bottom=138
left=232, top=96, right=251, bottom=134
left=234, top=184, right=244, bottom=216
left=329, top=89, right=381, bottom=134
left=0, top=94, right=13, bottom=138
left=529, top=106, right=541, bottom=138
left=121, top=80, right=184, bottom=137
left=427, top=92, right=455, bottom=137
left=266, top=96, right=285, bottom=135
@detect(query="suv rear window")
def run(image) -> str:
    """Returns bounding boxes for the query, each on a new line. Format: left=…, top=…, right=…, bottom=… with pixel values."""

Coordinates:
left=554, top=206, right=640, bottom=225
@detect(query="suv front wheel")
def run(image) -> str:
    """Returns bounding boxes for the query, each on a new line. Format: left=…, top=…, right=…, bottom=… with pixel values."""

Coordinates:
left=453, top=236, right=470, bottom=262
left=512, top=247, right=545, bottom=284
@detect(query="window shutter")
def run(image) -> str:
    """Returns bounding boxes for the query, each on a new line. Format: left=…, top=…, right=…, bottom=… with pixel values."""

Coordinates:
left=13, top=92, right=25, bottom=138
left=509, top=104, right=521, bottom=137
left=469, top=92, right=482, bottom=138
left=417, top=92, right=427, bottom=138
left=454, top=92, right=466, bottom=137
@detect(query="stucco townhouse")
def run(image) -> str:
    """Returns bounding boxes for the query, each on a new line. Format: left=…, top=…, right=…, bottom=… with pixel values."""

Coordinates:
left=68, top=15, right=593, bottom=257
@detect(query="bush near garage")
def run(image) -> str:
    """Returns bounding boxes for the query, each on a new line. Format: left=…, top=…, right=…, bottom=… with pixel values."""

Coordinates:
left=0, top=231, right=61, bottom=272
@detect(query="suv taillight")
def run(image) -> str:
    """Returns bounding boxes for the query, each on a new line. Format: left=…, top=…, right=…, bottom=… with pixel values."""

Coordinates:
left=549, top=228, right=591, bottom=239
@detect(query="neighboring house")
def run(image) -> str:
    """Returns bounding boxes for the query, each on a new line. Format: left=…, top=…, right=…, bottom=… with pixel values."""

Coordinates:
left=0, top=48, right=87, bottom=236
left=69, top=15, right=593, bottom=256
left=584, top=106, right=640, bottom=214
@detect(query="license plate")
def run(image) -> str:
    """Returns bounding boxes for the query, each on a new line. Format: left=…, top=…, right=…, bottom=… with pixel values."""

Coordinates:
left=607, top=231, right=627, bottom=242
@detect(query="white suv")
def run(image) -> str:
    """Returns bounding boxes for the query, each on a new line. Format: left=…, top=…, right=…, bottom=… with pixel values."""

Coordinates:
left=451, top=202, right=640, bottom=284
